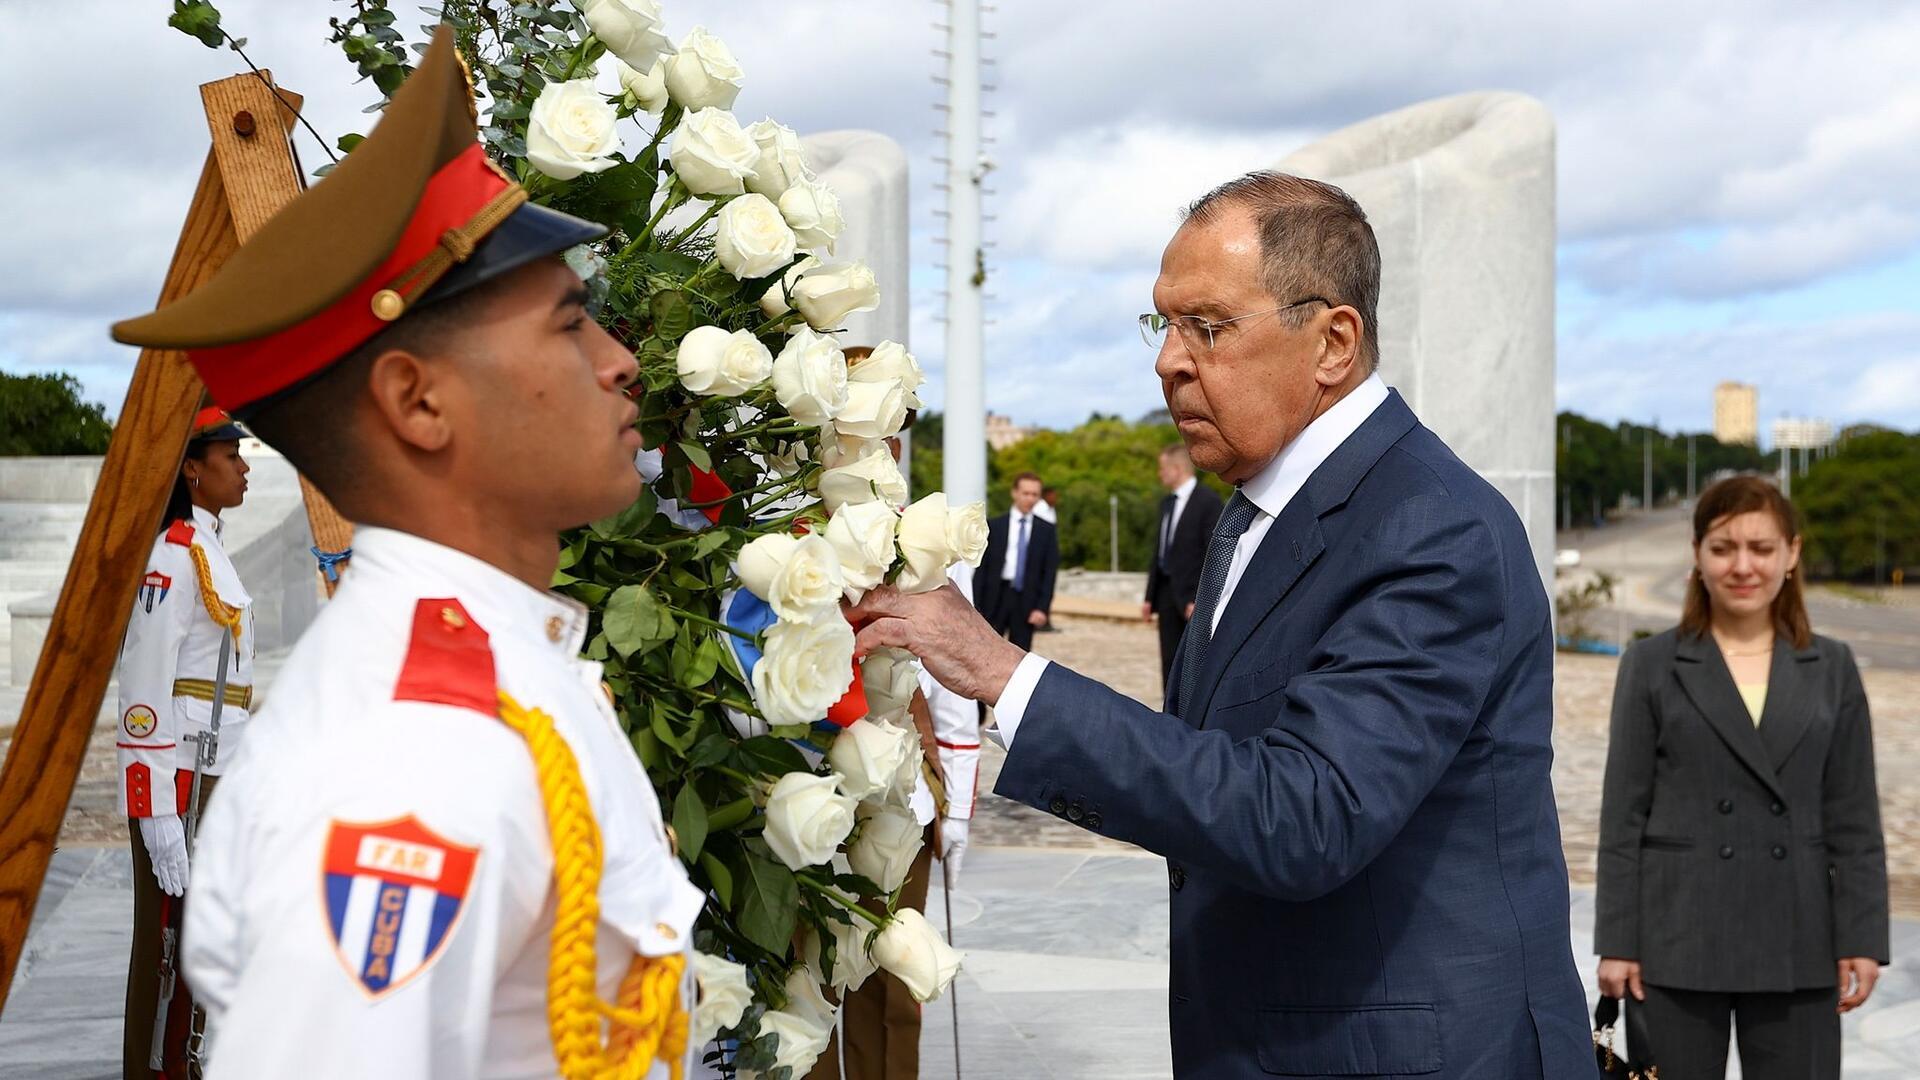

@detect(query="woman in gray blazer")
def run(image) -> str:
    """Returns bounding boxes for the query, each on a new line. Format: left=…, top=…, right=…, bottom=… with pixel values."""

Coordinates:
left=1595, top=475, right=1889, bottom=1080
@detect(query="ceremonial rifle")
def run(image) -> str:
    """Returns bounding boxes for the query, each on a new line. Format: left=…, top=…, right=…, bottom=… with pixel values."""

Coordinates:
left=0, top=71, right=350, bottom=1015
left=149, top=625, right=232, bottom=1072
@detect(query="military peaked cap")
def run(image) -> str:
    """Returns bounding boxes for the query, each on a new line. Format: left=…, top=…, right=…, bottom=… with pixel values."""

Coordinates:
left=112, top=25, right=606, bottom=412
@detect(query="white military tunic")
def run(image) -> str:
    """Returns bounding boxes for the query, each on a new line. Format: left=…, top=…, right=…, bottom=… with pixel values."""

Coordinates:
left=183, top=528, right=703, bottom=1079
left=116, top=504, right=255, bottom=818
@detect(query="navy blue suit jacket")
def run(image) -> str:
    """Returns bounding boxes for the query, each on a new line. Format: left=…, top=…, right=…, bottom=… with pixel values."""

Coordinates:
left=996, top=392, right=1590, bottom=1078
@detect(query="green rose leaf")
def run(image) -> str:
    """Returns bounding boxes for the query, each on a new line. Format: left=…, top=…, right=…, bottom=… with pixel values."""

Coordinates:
left=738, top=736, right=810, bottom=778
left=736, top=841, right=799, bottom=954
left=698, top=850, right=734, bottom=909
left=602, top=585, right=675, bottom=659
left=167, top=0, right=225, bottom=48
left=651, top=290, right=696, bottom=341
left=677, top=439, right=713, bottom=473
left=672, top=783, right=709, bottom=862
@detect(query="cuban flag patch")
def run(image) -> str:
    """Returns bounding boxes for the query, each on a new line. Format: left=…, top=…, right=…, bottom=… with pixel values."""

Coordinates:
left=138, top=571, right=171, bottom=613
left=321, top=816, right=479, bottom=999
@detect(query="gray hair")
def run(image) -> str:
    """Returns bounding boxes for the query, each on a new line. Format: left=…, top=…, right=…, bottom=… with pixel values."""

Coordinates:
left=1183, top=171, right=1381, bottom=372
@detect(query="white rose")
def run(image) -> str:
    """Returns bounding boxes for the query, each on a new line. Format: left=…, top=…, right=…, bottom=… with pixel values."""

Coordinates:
left=802, top=921, right=878, bottom=993
left=894, top=492, right=959, bottom=593
left=690, top=951, right=752, bottom=1045
left=778, top=175, right=846, bottom=253
left=860, top=647, right=920, bottom=721
left=948, top=500, right=989, bottom=566
left=822, top=500, right=898, bottom=599
left=759, top=255, right=820, bottom=318
left=760, top=771, right=855, bottom=871
left=831, top=380, right=908, bottom=442
left=669, top=107, right=760, bottom=197
left=743, top=1009, right=832, bottom=1079
left=771, top=327, right=848, bottom=427
left=849, top=801, right=924, bottom=892
left=783, top=967, right=838, bottom=1030
left=676, top=326, right=772, bottom=397
left=526, top=79, right=621, bottom=181
left=871, top=908, right=963, bottom=1003
left=817, top=439, right=907, bottom=513
left=765, top=437, right=813, bottom=479
left=850, top=341, right=925, bottom=409
left=827, top=718, right=918, bottom=803
left=746, top=119, right=811, bottom=201
left=665, top=26, right=745, bottom=110
left=714, top=193, right=799, bottom=280
left=577, top=0, right=669, bottom=71
left=616, top=56, right=669, bottom=115
left=735, top=533, right=844, bottom=625
left=753, top=619, right=857, bottom=727
left=791, top=261, right=882, bottom=330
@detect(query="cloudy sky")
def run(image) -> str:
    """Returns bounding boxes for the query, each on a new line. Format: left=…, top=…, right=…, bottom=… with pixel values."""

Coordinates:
left=3, top=0, right=1916, bottom=438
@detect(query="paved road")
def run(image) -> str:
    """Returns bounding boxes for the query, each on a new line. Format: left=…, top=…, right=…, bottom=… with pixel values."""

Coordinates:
left=1563, top=507, right=1920, bottom=671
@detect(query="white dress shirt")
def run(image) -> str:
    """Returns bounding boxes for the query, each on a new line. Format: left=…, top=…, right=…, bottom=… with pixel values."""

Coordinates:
left=1000, top=511, right=1038, bottom=582
left=1158, top=476, right=1198, bottom=562
left=1033, top=499, right=1057, bottom=524
left=185, top=528, right=701, bottom=1079
left=994, top=375, right=1390, bottom=746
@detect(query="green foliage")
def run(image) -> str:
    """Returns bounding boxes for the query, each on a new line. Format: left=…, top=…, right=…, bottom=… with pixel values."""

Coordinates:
left=167, top=0, right=226, bottom=48
left=1555, top=411, right=1768, bottom=525
left=1796, top=428, right=1920, bottom=581
left=989, top=414, right=1221, bottom=571
left=0, top=373, right=113, bottom=455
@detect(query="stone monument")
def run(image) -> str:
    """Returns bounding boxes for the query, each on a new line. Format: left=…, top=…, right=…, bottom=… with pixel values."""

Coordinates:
left=1279, top=90, right=1557, bottom=589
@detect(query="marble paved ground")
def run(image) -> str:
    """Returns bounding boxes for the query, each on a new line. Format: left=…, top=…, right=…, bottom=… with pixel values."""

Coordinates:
left=8, top=846, right=1920, bottom=1078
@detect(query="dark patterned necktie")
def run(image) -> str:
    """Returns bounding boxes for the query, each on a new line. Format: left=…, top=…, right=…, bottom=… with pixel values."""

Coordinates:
left=1176, top=491, right=1259, bottom=714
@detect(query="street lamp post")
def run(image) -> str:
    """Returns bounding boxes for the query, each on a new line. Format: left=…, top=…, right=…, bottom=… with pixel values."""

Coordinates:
left=1109, top=494, right=1120, bottom=573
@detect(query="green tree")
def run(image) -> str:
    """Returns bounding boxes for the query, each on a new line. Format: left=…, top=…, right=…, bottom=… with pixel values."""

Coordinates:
left=1796, top=428, right=1920, bottom=582
left=989, top=414, right=1221, bottom=571
left=1554, top=411, right=1766, bottom=526
left=0, top=372, right=113, bottom=455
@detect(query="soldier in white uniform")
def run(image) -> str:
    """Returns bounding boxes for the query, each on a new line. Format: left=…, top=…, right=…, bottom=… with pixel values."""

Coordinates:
left=118, top=404, right=254, bottom=1077
left=111, top=26, right=701, bottom=1079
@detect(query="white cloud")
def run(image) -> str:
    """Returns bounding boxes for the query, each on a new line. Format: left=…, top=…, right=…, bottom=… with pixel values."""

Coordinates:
left=1557, top=312, right=1920, bottom=432
left=3, top=0, right=1917, bottom=433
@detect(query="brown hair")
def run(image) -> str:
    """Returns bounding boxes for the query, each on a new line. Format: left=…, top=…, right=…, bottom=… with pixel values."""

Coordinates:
left=1680, top=475, right=1812, bottom=649
left=1183, top=171, right=1382, bottom=372
left=1012, top=470, right=1042, bottom=489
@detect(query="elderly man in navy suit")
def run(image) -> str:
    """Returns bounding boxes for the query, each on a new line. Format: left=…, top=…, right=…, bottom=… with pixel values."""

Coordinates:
left=852, top=172, right=1591, bottom=1078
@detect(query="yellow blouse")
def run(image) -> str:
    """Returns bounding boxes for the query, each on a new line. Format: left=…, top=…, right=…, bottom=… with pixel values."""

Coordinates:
left=1738, top=682, right=1769, bottom=726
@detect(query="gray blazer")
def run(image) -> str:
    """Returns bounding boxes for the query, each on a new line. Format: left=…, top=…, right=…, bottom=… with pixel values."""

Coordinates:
left=1595, top=628, right=1890, bottom=992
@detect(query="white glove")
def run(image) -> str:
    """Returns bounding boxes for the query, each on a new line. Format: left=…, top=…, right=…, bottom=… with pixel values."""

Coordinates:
left=139, top=815, right=190, bottom=897
left=939, top=816, right=970, bottom=886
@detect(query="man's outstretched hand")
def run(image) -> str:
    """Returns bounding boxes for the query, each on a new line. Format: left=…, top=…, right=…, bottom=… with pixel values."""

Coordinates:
left=849, top=584, right=1027, bottom=706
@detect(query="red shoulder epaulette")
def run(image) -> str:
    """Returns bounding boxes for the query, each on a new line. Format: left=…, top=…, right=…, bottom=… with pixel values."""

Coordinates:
left=393, top=598, right=498, bottom=716
left=164, top=519, right=196, bottom=547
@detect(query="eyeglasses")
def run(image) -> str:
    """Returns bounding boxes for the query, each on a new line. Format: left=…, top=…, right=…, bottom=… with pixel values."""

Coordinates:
left=1138, top=297, right=1331, bottom=354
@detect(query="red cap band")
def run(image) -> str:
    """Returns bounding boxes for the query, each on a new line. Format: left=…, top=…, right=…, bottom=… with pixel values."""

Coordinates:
left=189, top=144, right=514, bottom=410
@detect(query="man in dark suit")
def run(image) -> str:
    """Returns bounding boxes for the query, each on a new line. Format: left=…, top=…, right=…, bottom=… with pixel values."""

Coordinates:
left=971, top=471, right=1059, bottom=651
left=853, top=172, right=1590, bottom=1078
left=1143, top=444, right=1223, bottom=688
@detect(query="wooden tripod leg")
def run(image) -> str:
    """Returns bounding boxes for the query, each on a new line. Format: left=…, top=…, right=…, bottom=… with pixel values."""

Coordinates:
left=0, top=154, right=233, bottom=1011
left=0, top=71, right=319, bottom=1013
left=197, top=77, right=355, bottom=593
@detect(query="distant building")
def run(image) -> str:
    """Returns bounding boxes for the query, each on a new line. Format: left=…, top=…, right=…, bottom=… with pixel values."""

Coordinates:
left=1714, top=382, right=1758, bottom=446
left=1772, top=416, right=1834, bottom=451
left=985, top=411, right=1035, bottom=451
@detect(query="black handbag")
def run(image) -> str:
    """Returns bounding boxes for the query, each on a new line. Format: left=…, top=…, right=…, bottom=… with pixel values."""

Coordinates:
left=1593, top=996, right=1658, bottom=1078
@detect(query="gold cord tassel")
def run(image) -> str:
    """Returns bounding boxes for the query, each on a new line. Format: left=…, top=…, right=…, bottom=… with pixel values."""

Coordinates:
left=188, top=544, right=244, bottom=643
left=496, top=691, right=689, bottom=1080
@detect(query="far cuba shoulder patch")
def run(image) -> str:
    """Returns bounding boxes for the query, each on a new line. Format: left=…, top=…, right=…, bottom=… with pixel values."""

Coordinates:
left=320, top=816, right=479, bottom=999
